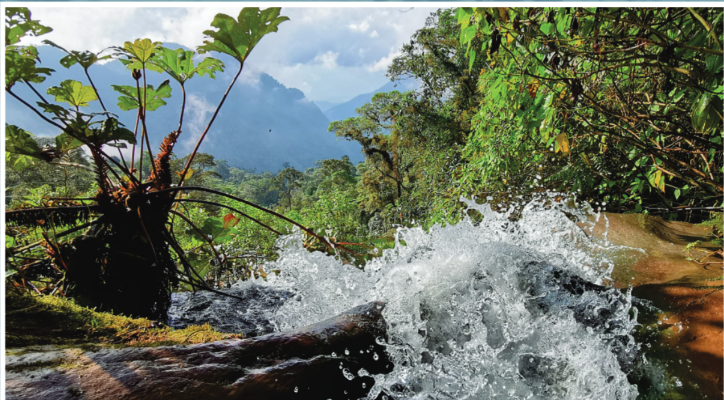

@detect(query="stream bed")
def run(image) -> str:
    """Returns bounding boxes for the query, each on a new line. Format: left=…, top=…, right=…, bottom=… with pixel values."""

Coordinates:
left=179, top=196, right=695, bottom=399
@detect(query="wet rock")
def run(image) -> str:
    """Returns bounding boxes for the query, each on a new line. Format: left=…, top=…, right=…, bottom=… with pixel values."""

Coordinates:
left=519, top=262, right=641, bottom=374
left=5, top=301, right=393, bottom=400
left=167, top=284, right=292, bottom=336
left=584, top=212, right=723, bottom=398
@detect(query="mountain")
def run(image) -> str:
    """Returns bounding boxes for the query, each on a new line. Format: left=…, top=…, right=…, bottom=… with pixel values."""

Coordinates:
left=6, top=45, right=364, bottom=172
left=313, top=101, right=339, bottom=113
left=324, top=80, right=408, bottom=123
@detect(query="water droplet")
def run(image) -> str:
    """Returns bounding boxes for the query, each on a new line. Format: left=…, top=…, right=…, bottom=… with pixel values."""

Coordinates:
left=342, top=368, right=355, bottom=380
left=373, top=353, right=379, bottom=361
left=331, top=352, right=336, bottom=357
left=294, top=387, right=298, bottom=393
left=344, top=348, right=349, bottom=355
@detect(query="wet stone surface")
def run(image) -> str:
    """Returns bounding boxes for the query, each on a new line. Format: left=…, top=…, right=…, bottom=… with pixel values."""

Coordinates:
left=167, top=284, right=292, bottom=336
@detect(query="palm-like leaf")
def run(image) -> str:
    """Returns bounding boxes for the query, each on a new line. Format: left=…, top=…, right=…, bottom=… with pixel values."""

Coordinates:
left=151, top=47, right=224, bottom=84
left=197, top=7, right=289, bottom=64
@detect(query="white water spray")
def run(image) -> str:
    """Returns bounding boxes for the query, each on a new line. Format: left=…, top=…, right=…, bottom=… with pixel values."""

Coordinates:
left=238, top=196, right=642, bottom=399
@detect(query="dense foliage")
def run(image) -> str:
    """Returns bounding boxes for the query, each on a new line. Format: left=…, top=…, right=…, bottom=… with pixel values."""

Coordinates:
left=456, top=7, right=722, bottom=217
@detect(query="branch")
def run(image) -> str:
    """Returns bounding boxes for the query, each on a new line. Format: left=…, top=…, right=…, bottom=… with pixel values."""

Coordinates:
left=49, top=161, right=95, bottom=172
left=173, top=198, right=281, bottom=235
left=6, top=89, right=65, bottom=131
left=687, top=7, right=723, bottom=51
left=150, top=186, right=352, bottom=256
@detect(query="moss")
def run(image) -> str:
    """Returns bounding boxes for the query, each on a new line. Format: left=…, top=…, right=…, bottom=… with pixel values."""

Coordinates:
left=5, top=291, right=242, bottom=349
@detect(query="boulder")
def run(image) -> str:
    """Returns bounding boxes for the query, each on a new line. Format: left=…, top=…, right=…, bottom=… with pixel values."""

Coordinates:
left=6, top=301, right=393, bottom=400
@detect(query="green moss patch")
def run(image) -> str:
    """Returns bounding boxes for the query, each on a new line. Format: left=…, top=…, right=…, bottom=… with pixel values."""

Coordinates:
left=5, top=291, right=242, bottom=349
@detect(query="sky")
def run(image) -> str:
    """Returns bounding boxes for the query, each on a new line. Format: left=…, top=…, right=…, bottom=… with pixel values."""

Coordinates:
left=21, top=5, right=437, bottom=104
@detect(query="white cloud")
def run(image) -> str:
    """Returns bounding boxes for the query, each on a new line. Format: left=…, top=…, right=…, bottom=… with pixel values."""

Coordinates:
left=313, top=51, right=339, bottom=69
left=349, top=19, right=370, bottom=33
left=367, top=47, right=401, bottom=72
left=21, top=6, right=436, bottom=103
left=182, top=94, right=216, bottom=150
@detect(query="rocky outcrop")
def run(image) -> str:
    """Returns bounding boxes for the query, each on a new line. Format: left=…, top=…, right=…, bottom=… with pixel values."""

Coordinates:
left=167, top=284, right=292, bottom=336
left=6, top=301, right=393, bottom=400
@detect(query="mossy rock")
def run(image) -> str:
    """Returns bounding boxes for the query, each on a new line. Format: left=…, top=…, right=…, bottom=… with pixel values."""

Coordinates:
left=5, top=290, right=241, bottom=349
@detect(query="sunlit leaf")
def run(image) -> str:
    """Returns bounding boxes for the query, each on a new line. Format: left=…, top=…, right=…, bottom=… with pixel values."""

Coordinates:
left=223, top=213, right=240, bottom=229
left=111, top=80, right=172, bottom=111
left=198, top=7, right=289, bottom=64
left=5, top=46, right=54, bottom=89
left=555, top=132, right=569, bottom=154
left=5, top=8, right=52, bottom=46
left=47, top=80, right=98, bottom=108
left=151, top=47, right=224, bottom=84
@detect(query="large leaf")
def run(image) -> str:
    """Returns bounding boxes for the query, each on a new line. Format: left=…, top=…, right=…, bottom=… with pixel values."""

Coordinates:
left=116, top=38, right=162, bottom=70
left=187, top=216, right=235, bottom=244
left=42, top=40, right=111, bottom=70
left=111, top=81, right=172, bottom=111
left=197, top=7, right=289, bottom=63
left=151, top=47, right=224, bottom=84
left=5, top=46, right=54, bottom=89
left=5, top=124, right=44, bottom=159
left=46, top=80, right=98, bottom=108
left=691, top=92, right=723, bottom=134
left=54, top=132, right=84, bottom=153
left=92, top=117, right=136, bottom=145
left=5, top=8, right=52, bottom=46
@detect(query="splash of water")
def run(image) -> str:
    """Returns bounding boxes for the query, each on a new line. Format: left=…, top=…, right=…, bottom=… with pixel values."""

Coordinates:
left=239, top=196, right=643, bottom=399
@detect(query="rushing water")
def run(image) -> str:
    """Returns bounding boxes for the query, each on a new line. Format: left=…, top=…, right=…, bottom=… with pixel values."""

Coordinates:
left=233, top=196, right=672, bottom=399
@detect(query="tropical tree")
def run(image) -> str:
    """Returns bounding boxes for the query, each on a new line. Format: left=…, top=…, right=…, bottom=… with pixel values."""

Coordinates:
left=272, top=166, right=304, bottom=211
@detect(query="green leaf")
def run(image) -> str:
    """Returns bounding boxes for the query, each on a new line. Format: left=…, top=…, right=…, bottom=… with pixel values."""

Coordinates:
left=42, top=40, right=111, bottom=70
left=198, top=7, right=289, bottom=64
left=674, top=188, right=681, bottom=200
left=36, top=102, right=70, bottom=117
left=118, top=38, right=161, bottom=67
left=97, top=118, right=136, bottom=144
left=460, top=25, right=477, bottom=45
left=691, top=92, right=723, bottom=134
left=5, top=8, right=52, bottom=46
left=151, top=47, right=224, bottom=84
left=540, top=22, right=555, bottom=36
left=5, top=124, right=44, bottom=159
left=187, top=216, right=235, bottom=244
left=5, top=46, right=54, bottom=89
left=47, top=80, right=98, bottom=108
left=111, top=80, right=172, bottom=111
left=54, top=132, right=84, bottom=153
left=456, top=7, right=474, bottom=25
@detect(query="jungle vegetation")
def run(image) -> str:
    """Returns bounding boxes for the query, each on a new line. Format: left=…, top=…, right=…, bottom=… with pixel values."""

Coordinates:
left=5, top=7, right=722, bottom=322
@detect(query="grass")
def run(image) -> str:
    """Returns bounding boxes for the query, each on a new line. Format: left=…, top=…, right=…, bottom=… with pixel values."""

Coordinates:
left=5, top=289, right=242, bottom=349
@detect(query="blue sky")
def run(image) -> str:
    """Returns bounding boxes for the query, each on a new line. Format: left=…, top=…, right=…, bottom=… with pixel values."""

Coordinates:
left=21, top=6, right=437, bottom=104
